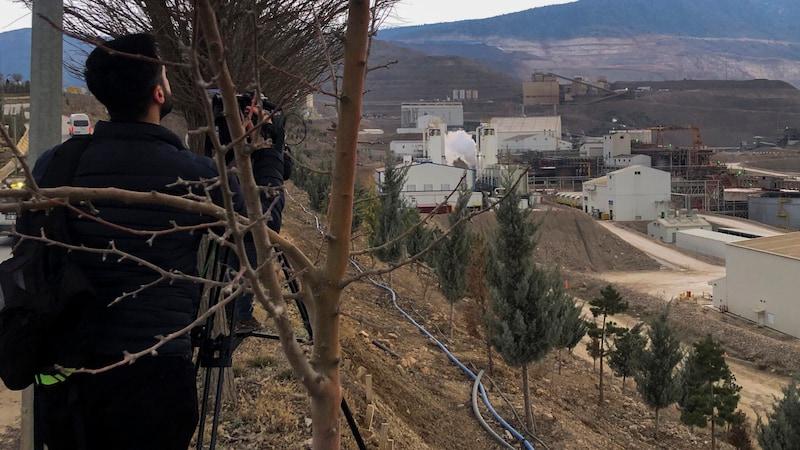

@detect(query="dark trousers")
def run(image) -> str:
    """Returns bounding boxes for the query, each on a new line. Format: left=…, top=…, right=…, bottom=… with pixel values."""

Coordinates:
left=35, top=355, right=199, bottom=450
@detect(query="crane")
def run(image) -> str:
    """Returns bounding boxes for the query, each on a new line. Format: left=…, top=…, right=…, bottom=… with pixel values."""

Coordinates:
left=647, top=125, right=704, bottom=166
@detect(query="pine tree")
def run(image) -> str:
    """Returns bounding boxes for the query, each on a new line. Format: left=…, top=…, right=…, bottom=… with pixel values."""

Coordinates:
left=553, top=293, right=586, bottom=375
left=634, top=310, right=684, bottom=431
left=757, top=382, right=800, bottom=450
left=487, top=177, right=560, bottom=430
left=293, top=153, right=331, bottom=212
left=369, top=152, right=412, bottom=264
left=679, top=335, right=742, bottom=450
left=589, top=284, right=629, bottom=405
left=351, top=179, right=379, bottom=236
left=432, top=183, right=473, bottom=338
left=586, top=333, right=601, bottom=371
left=608, top=322, right=646, bottom=391
left=404, top=212, right=438, bottom=266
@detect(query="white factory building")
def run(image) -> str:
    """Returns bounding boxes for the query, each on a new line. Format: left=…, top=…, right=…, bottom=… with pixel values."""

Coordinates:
left=711, top=232, right=800, bottom=337
left=375, top=161, right=482, bottom=213
left=582, top=165, right=671, bottom=221
left=390, top=116, right=447, bottom=164
left=647, top=211, right=712, bottom=243
left=476, top=116, right=571, bottom=170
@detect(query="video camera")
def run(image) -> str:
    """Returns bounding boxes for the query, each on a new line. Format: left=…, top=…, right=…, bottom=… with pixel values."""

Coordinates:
left=209, top=91, right=286, bottom=147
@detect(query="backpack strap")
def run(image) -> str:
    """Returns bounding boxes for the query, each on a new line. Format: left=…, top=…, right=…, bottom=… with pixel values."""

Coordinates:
left=38, top=136, right=92, bottom=188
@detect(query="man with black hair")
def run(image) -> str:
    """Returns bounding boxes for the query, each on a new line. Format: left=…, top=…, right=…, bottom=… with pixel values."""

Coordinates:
left=30, top=33, right=241, bottom=450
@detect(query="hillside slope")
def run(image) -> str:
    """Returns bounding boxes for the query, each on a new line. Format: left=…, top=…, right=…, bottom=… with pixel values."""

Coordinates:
left=184, top=187, right=745, bottom=450
left=378, top=0, right=800, bottom=86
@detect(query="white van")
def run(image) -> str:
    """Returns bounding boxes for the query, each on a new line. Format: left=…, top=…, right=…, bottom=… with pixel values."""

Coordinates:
left=68, top=113, right=92, bottom=136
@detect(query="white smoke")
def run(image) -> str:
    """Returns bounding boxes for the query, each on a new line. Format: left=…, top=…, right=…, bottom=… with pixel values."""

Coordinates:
left=445, top=130, right=477, bottom=166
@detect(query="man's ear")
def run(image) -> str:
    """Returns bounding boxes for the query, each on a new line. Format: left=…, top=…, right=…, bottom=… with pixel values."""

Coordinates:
left=154, top=85, right=165, bottom=104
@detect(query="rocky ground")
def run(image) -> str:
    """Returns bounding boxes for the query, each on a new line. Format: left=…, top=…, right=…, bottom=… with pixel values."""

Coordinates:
left=181, top=188, right=766, bottom=450
left=5, top=184, right=792, bottom=449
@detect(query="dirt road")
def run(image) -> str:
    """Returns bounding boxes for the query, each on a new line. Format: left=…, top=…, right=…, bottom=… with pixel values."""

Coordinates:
left=594, top=222, right=788, bottom=425
left=597, top=221, right=724, bottom=298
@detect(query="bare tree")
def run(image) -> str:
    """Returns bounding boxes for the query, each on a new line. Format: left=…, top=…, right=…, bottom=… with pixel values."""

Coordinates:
left=2, top=1, right=398, bottom=449
left=57, top=0, right=355, bottom=153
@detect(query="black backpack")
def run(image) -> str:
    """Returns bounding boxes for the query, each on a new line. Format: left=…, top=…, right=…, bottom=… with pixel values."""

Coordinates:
left=0, top=137, right=96, bottom=390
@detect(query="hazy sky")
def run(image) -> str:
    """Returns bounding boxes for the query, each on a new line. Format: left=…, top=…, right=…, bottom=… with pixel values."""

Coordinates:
left=0, top=1, right=575, bottom=32
left=385, top=0, right=574, bottom=27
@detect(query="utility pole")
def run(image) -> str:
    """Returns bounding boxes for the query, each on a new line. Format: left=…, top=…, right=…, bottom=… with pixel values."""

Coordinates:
left=27, top=0, right=63, bottom=163
left=23, top=3, right=63, bottom=450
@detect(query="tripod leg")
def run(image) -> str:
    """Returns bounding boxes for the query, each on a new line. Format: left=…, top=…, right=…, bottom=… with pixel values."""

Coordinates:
left=279, top=253, right=313, bottom=340
left=209, top=365, right=226, bottom=450
left=196, top=364, right=215, bottom=450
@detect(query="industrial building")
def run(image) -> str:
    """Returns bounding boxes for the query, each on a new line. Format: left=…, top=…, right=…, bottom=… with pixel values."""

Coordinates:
left=390, top=117, right=447, bottom=164
left=476, top=116, right=567, bottom=169
left=647, top=211, right=711, bottom=243
left=582, top=165, right=671, bottom=221
left=675, top=228, right=745, bottom=260
left=606, top=154, right=651, bottom=170
left=400, top=102, right=464, bottom=131
left=711, top=232, right=800, bottom=338
left=374, top=161, right=482, bottom=213
left=522, top=73, right=559, bottom=106
left=748, top=191, right=800, bottom=230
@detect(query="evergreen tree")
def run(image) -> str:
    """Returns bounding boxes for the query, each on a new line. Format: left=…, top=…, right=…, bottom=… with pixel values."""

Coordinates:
left=404, top=211, right=438, bottom=265
left=432, top=182, right=473, bottom=337
left=369, top=152, right=412, bottom=264
left=679, top=335, right=742, bottom=450
left=589, top=284, right=629, bottom=405
left=727, top=410, right=753, bottom=450
left=608, top=322, right=646, bottom=391
left=586, top=333, right=601, bottom=371
left=487, top=176, right=560, bottom=430
left=553, top=293, right=586, bottom=375
left=351, top=179, right=379, bottom=236
left=634, top=310, right=684, bottom=432
left=464, top=239, right=494, bottom=374
left=757, top=381, right=800, bottom=450
left=293, top=153, right=331, bottom=212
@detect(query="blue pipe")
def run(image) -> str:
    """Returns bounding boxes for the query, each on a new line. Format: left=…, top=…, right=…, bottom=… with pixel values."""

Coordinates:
left=351, top=261, right=535, bottom=450
left=288, top=192, right=536, bottom=449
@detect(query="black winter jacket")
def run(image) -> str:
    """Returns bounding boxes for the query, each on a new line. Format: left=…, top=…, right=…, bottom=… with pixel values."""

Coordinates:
left=32, top=121, right=240, bottom=360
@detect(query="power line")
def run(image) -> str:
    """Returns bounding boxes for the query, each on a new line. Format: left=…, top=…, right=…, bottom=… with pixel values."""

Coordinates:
left=0, top=12, right=31, bottom=32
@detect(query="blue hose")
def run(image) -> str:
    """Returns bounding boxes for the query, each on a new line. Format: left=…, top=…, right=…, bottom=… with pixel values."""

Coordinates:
left=351, top=261, right=535, bottom=450
left=287, top=191, right=536, bottom=449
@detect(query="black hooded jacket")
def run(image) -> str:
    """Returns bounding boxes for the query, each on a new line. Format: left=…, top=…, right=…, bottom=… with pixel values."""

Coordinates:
left=31, top=121, right=241, bottom=360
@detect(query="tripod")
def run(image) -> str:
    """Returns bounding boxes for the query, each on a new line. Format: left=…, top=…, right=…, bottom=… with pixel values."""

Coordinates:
left=194, top=243, right=365, bottom=450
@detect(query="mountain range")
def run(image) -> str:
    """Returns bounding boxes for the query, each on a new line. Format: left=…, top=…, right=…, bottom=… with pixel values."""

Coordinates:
left=0, top=28, right=89, bottom=87
left=377, top=0, right=800, bottom=86
left=3, top=0, right=800, bottom=98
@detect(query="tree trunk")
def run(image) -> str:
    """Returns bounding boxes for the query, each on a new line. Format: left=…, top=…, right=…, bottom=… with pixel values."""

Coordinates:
left=486, top=340, right=494, bottom=377
left=449, top=302, right=454, bottom=339
left=599, top=315, right=606, bottom=405
left=621, top=375, right=626, bottom=392
left=710, top=382, right=716, bottom=450
left=655, top=408, right=660, bottom=433
left=557, top=348, right=562, bottom=375
left=522, top=363, right=533, bottom=431
left=196, top=1, right=369, bottom=448
left=711, top=411, right=716, bottom=450
left=183, top=108, right=208, bottom=155
left=308, top=2, right=370, bottom=448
